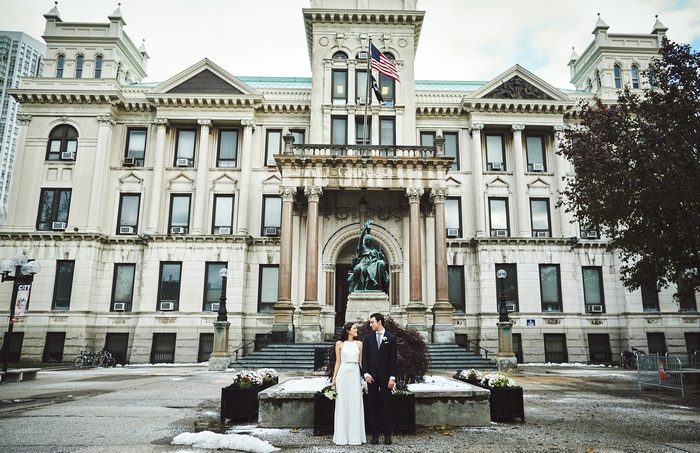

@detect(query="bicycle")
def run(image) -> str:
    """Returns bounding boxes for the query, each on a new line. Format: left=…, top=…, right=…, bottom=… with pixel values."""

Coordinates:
left=93, top=350, right=116, bottom=367
left=621, top=347, right=646, bottom=369
left=73, top=350, right=97, bottom=369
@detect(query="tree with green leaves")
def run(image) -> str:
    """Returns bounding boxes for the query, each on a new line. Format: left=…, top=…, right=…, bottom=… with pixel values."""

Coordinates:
left=558, top=38, right=700, bottom=309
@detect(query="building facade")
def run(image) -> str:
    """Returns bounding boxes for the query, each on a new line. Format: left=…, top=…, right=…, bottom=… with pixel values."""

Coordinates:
left=0, top=30, right=45, bottom=208
left=1, top=1, right=698, bottom=365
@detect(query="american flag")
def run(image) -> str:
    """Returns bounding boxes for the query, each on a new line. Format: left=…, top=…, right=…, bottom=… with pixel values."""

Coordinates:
left=370, top=43, right=400, bottom=82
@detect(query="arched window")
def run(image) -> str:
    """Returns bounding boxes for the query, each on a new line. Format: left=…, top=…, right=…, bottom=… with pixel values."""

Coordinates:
left=75, top=55, right=84, bottom=78
left=614, top=64, right=622, bottom=88
left=46, top=125, right=78, bottom=161
left=596, top=70, right=602, bottom=88
left=56, top=55, right=65, bottom=78
left=332, top=51, right=348, bottom=60
left=631, top=65, right=639, bottom=88
left=94, top=55, right=103, bottom=78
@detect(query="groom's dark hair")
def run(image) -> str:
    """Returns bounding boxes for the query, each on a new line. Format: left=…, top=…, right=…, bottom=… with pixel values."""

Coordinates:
left=370, top=312, right=385, bottom=326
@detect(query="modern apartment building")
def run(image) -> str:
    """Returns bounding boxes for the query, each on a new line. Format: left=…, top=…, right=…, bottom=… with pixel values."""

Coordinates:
left=1, top=1, right=697, bottom=365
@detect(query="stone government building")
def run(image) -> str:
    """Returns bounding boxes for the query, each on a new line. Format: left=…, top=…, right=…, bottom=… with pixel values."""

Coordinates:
left=1, top=0, right=698, bottom=365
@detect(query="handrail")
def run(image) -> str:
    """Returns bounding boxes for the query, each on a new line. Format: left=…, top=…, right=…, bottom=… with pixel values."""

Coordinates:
left=693, top=350, right=700, bottom=369
left=463, top=337, right=492, bottom=360
left=231, top=331, right=272, bottom=362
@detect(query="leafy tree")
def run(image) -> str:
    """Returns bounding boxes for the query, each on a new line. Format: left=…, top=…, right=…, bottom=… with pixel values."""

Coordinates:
left=558, top=38, right=700, bottom=308
left=325, top=317, right=430, bottom=384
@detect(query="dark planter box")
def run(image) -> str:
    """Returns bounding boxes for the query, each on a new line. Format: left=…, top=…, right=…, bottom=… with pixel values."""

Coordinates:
left=262, top=377, right=278, bottom=391
left=489, top=386, right=524, bottom=422
left=221, top=385, right=261, bottom=423
left=363, top=392, right=416, bottom=434
left=314, top=392, right=336, bottom=434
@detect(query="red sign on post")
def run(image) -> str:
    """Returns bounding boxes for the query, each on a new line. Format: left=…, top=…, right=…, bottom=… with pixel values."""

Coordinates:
left=15, top=284, right=31, bottom=316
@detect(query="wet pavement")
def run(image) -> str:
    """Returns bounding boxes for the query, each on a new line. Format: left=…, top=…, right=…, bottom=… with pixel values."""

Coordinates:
left=0, top=364, right=698, bottom=453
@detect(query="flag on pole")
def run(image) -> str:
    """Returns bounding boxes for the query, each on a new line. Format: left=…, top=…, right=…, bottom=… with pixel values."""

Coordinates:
left=371, top=75, right=383, bottom=103
left=370, top=43, right=400, bottom=82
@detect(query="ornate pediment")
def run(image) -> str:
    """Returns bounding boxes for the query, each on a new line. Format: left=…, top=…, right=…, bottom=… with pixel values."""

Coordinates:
left=482, top=75, right=555, bottom=100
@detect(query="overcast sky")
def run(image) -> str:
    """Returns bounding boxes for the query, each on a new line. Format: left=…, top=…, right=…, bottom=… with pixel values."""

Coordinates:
left=2, top=0, right=699, bottom=89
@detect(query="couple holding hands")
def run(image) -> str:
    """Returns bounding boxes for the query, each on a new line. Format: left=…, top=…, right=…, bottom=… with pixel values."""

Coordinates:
left=331, top=313, right=397, bottom=446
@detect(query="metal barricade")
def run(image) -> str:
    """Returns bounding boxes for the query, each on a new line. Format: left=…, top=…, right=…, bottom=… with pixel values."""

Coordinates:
left=637, top=354, right=684, bottom=398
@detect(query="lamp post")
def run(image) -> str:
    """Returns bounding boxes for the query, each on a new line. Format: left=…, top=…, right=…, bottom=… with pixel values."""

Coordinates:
left=209, top=266, right=231, bottom=371
left=217, top=267, right=228, bottom=322
left=1, top=253, right=41, bottom=382
left=497, top=269, right=509, bottom=322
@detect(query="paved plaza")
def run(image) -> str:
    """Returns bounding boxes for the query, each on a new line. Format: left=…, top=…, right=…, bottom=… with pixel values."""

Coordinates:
left=0, top=364, right=698, bottom=453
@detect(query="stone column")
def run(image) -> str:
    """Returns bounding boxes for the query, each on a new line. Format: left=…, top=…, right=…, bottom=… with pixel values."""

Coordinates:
left=5, top=114, right=31, bottom=223
left=553, top=125, right=574, bottom=237
left=147, top=118, right=169, bottom=234
left=236, top=120, right=255, bottom=235
left=405, top=187, right=428, bottom=339
left=87, top=115, right=116, bottom=232
left=298, top=186, right=323, bottom=343
left=272, top=186, right=297, bottom=342
left=430, top=187, right=455, bottom=343
left=192, top=118, right=211, bottom=234
left=470, top=123, right=486, bottom=237
left=512, top=124, right=529, bottom=237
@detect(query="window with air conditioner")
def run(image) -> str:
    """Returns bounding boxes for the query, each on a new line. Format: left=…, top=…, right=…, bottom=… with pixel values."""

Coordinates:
left=495, top=264, right=519, bottom=313
left=217, top=130, right=238, bottom=168
left=357, top=51, right=368, bottom=60
left=265, top=129, right=282, bottom=166
left=539, top=264, right=562, bottom=312
left=526, top=135, right=546, bottom=172
left=171, top=226, right=186, bottom=234
left=46, top=125, right=78, bottom=161
left=262, top=195, right=282, bottom=237
left=158, top=262, right=181, bottom=311
left=506, top=303, right=516, bottom=312
left=203, top=262, right=226, bottom=311
left=37, top=188, right=71, bottom=231
left=160, top=302, right=175, bottom=311
left=111, top=264, right=135, bottom=312
left=212, top=195, right=234, bottom=235
left=445, top=198, right=462, bottom=238
left=117, top=194, right=140, bottom=235
left=169, top=194, right=190, bottom=235
left=124, top=128, right=146, bottom=167
left=530, top=198, right=551, bottom=238
left=446, top=228, right=459, bottom=238
left=113, top=302, right=126, bottom=311
left=486, top=134, right=505, bottom=171
left=174, top=129, right=195, bottom=167
left=52, top=260, right=75, bottom=310
left=489, top=198, right=509, bottom=237
left=583, top=266, right=605, bottom=313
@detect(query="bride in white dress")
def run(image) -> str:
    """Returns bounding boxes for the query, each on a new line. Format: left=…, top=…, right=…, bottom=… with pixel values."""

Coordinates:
left=331, top=322, right=366, bottom=445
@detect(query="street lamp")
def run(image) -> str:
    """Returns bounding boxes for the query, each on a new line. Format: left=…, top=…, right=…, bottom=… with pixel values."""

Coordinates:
left=497, top=268, right=509, bottom=322
left=1, top=253, right=41, bottom=382
left=217, top=267, right=228, bottom=322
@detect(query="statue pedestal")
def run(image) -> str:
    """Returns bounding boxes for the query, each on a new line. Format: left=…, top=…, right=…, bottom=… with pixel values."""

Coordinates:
left=345, top=291, right=390, bottom=324
left=496, top=321, right=517, bottom=372
left=209, top=321, right=231, bottom=371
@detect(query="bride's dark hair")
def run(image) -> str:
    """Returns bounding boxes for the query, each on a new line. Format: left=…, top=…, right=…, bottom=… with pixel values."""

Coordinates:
left=337, top=322, right=355, bottom=342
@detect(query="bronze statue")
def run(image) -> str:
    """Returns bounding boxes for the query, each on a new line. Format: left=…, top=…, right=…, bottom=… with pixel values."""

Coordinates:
left=348, top=220, right=390, bottom=293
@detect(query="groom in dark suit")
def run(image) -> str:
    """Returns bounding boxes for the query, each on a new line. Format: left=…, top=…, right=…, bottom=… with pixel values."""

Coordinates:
left=362, top=312, right=397, bottom=445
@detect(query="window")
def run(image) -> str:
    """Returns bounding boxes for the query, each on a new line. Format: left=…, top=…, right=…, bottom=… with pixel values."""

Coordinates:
left=168, top=194, right=191, bottom=234
left=445, top=132, right=459, bottom=171
left=677, top=273, right=698, bottom=311
left=641, top=283, right=660, bottom=312
left=631, top=65, right=639, bottom=88
left=331, top=117, right=347, bottom=146
left=543, top=333, right=568, bottom=363
left=356, top=118, right=371, bottom=145
left=588, top=333, right=613, bottom=363
left=258, top=265, right=279, bottom=313
left=75, top=55, right=84, bottom=78
left=212, top=195, right=234, bottom=234
left=539, top=264, right=562, bottom=312
left=332, top=70, right=347, bottom=105
left=379, top=73, right=395, bottom=103
left=445, top=198, right=462, bottom=238
left=614, top=64, right=622, bottom=88
left=580, top=222, right=599, bottom=239
left=495, top=264, right=518, bottom=312
left=43, top=332, right=66, bottom=363
left=217, top=130, right=238, bottom=167
left=150, top=333, right=176, bottom=364
left=420, top=132, right=435, bottom=147
left=356, top=70, right=368, bottom=104
left=448, top=265, right=465, bottom=313
left=117, top=194, right=140, bottom=234
left=647, top=332, right=667, bottom=355
left=111, top=264, right=135, bottom=312
left=265, top=129, right=282, bottom=166
left=56, top=54, right=64, bottom=78
left=526, top=136, right=546, bottom=171
left=124, top=128, right=146, bottom=166
left=37, top=188, right=71, bottom=231
left=158, top=262, right=182, bottom=311
left=104, top=333, right=129, bottom=365
left=485, top=134, right=505, bottom=171
left=583, top=266, right=605, bottom=312
left=52, top=260, right=75, bottom=310
left=174, top=129, right=196, bottom=167
left=530, top=198, right=551, bottom=237
left=489, top=198, right=509, bottom=237
left=204, top=262, right=226, bottom=311
left=332, top=51, right=348, bottom=60
left=198, top=333, right=214, bottom=362
left=379, top=117, right=395, bottom=146
left=46, top=125, right=78, bottom=161
left=290, top=129, right=305, bottom=146
left=94, top=55, right=102, bottom=78
left=262, top=195, right=282, bottom=236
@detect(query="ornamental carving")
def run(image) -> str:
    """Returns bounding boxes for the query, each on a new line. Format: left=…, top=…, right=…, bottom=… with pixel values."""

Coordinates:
left=154, top=118, right=169, bottom=128
left=318, top=205, right=403, bottom=224
left=430, top=187, right=449, bottom=203
left=682, top=317, right=699, bottom=324
left=241, top=119, right=256, bottom=129
left=406, top=187, right=424, bottom=203
left=279, top=186, right=297, bottom=202
left=304, top=186, right=323, bottom=202
left=469, top=122, right=484, bottom=133
left=109, top=318, right=127, bottom=324
left=17, top=114, right=32, bottom=125
left=197, top=118, right=212, bottom=129
left=588, top=319, right=604, bottom=326
left=157, top=317, right=177, bottom=324
left=319, top=36, right=330, bottom=47
left=482, top=75, right=555, bottom=100
left=645, top=317, right=661, bottom=325
left=97, top=115, right=116, bottom=127
left=543, top=318, right=561, bottom=325
left=511, top=124, right=525, bottom=133
left=398, top=38, right=408, bottom=48
left=50, top=317, right=68, bottom=323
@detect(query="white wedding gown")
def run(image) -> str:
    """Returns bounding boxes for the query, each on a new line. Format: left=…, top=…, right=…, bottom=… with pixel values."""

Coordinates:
left=333, top=340, right=366, bottom=445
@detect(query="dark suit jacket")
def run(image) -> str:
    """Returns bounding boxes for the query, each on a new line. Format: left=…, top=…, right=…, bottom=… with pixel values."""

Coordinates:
left=362, top=331, right=397, bottom=381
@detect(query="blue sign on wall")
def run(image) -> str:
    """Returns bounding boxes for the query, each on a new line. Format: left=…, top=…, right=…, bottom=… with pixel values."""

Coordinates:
left=526, top=319, right=536, bottom=326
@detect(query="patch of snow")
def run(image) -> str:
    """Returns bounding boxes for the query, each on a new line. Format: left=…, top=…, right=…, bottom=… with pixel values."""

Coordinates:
left=519, top=362, right=608, bottom=367
left=668, top=405, right=695, bottom=410
left=408, top=375, right=474, bottom=391
left=172, top=430, right=280, bottom=452
left=125, top=363, right=208, bottom=367
left=276, top=377, right=329, bottom=392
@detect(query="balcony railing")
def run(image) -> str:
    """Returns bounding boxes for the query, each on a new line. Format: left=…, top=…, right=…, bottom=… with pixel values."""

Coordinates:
left=289, top=144, right=438, bottom=159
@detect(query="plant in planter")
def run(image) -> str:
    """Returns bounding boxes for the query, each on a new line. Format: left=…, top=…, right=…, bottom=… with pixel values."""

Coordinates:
left=220, top=370, right=263, bottom=423
left=256, top=368, right=278, bottom=389
left=479, top=371, right=524, bottom=422
left=455, top=368, right=484, bottom=385
left=231, top=370, right=263, bottom=389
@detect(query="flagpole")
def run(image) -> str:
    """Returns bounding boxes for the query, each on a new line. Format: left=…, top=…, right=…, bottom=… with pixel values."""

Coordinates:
left=362, top=37, right=372, bottom=148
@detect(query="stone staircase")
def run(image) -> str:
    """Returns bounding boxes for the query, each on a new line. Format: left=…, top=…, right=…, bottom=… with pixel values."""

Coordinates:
left=229, top=342, right=496, bottom=372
